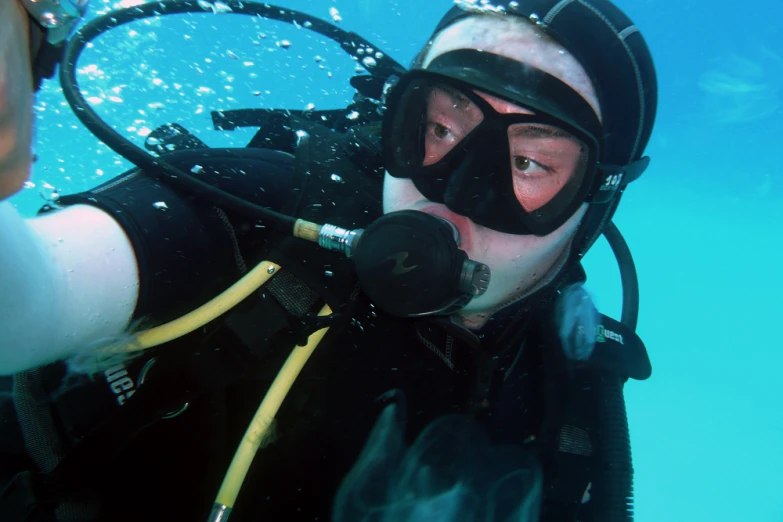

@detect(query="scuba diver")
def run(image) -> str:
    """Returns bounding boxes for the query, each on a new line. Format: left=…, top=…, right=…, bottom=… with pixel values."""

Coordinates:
left=0, top=0, right=657, bottom=521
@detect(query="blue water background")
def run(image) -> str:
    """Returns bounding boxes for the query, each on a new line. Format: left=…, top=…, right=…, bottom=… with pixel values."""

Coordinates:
left=10, top=0, right=783, bottom=520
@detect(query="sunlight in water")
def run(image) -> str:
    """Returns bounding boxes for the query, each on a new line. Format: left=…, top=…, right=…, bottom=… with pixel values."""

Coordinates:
left=698, top=47, right=782, bottom=124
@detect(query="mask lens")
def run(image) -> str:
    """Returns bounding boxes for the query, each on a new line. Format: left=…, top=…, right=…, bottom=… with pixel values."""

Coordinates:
left=507, top=123, right=590, bottom=224
left=389, top=79, right=485, bottom=169
left=421, top=84, right=485, bottom=166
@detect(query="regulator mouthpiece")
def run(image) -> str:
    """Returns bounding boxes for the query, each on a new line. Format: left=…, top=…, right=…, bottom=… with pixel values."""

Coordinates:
left=350, top=210, right=490, bottom=317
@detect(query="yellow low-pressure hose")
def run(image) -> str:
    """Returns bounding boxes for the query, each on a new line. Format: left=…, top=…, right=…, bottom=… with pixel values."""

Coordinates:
left=100, top=218, right=324, bottom=355
left=208, top=303, right=334, bottom=522
left=89, top=218, right=339, bottom=522
left=101, top=260, right=283, bottom=354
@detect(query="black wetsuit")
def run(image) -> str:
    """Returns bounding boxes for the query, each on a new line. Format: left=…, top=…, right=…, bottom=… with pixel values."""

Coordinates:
left=1, top=122, right=647, bottom=522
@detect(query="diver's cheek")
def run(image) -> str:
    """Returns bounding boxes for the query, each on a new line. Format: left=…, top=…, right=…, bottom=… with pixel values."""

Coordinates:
left=382, top=173, right=426, bottom=214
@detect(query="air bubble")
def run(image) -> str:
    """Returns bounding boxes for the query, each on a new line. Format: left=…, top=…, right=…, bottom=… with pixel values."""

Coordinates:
left=329, top=7, right=342, bottom=23
left=197, top=0, right=232, bottom=13
left=213, top=1, right=232, bottom=13
left=277, top=40, right=291, bottom=49
left=153, top=201, right=168, bottom=210
left=330, top=173, right=344, bottom=183
left=362, top=56, right=377, bottom=68
left=295, top=130, right=310, bottom=146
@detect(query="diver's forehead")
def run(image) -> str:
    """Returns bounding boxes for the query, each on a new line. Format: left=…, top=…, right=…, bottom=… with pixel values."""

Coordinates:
left=423, top=16, right=602, bottom=121
left=431, top=85, right=536, bottom=116
left=476, top=92, right=536, bottom=116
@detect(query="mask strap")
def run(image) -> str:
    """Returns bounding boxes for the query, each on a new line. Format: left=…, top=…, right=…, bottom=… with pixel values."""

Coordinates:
left=589, top=156, right=650, bottom=204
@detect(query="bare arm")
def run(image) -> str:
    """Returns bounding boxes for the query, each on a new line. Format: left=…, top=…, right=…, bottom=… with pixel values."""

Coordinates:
left=0, top=201, right=139, bottom=374
left=0, top=2, right=139, bottom=373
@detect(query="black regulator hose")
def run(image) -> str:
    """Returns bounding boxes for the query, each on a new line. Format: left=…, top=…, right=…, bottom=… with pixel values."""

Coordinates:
left=603, top=221, right=640, bottom=332
left=593, top=222, right=639, bottom=521
left=591, top=372, right=635, bottom=522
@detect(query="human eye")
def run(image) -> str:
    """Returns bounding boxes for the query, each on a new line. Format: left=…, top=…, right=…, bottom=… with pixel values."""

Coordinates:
left=422, top=120, right=461, bottom=165
left=427, top=121, right=454, bottom=140
left=512, top=155, right=551, bottom=177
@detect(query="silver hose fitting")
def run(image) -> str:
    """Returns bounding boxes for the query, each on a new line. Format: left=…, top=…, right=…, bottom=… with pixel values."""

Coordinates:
left=207, top=503, right=232, bottom=522
left=318, top=224, right=363, bottom=258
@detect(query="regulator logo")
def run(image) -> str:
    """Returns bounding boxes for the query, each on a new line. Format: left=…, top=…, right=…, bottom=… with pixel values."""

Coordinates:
left=600, top=173, right=623, bottom=191
left=596, top=325, right=624, bottom=345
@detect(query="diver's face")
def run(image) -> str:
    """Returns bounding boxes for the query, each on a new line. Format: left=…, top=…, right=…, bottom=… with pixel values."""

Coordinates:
left=382, top=16, right=600, bottom=325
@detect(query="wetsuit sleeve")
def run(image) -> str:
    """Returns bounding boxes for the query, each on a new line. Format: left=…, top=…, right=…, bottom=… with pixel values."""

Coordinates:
left=40, top=148, right=295, bottom=326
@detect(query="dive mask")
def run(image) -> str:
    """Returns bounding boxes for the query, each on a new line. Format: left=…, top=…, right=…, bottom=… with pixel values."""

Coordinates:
left=383, top=49, right=633, bottom=236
